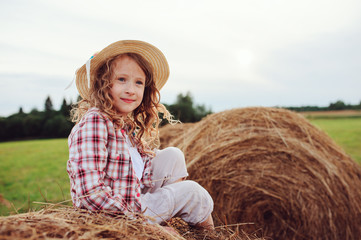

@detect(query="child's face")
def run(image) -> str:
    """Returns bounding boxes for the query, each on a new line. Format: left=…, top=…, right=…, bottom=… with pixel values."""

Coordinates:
left=110, top=55, right=146, bottom=117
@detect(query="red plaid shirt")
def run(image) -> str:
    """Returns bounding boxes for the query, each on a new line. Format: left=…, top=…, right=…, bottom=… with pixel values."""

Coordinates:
left=67, top=108, right=153, bottom=215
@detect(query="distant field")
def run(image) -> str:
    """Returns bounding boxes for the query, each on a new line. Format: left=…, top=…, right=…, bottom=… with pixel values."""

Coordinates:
left=301, top=109, right=361, bottom=118
left=0, top=113, right=360, bottom=216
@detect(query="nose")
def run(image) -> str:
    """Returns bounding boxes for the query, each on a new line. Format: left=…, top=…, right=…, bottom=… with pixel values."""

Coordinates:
left=125, top=82, right=135, bottom=95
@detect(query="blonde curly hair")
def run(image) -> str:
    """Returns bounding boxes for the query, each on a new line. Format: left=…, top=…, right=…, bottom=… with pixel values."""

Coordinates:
left=71, top=53, right=175, bottom=155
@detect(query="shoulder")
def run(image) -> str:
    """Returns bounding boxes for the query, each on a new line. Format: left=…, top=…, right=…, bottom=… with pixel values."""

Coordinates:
left=69, top=108, right=114, bottom=140
left=83, top=107, right=107, bottom=121
left=78, top=108, right=115, bottom=128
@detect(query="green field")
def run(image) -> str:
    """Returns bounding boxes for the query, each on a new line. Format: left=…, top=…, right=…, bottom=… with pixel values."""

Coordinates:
left=0, top=139, right=71, bottom=216
left=309, top=117, right=361, bottom=163
left=0, top=117, right=360, bottom=216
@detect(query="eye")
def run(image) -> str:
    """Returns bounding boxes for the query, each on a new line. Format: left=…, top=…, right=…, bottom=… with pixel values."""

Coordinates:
left=136, top=80, right=145, bottom=85
left=118, top=78, right=125, bottom=82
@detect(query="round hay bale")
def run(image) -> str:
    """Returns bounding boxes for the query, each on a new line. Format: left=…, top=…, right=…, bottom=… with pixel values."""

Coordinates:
left=160, top=107, right=361, bottom=240
left=159, top=123, right=195, bottom=149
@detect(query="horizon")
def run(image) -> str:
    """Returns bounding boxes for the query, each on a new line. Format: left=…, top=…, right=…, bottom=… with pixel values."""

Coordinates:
left=2, top=94, right=359, bottom=118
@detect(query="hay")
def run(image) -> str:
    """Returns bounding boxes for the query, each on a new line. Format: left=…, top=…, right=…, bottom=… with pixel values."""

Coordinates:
left=0, top=206, right=263, bottom=240
left=160, top=107, right=361, bottom=240
left=0, top=206, right=177, bottom=240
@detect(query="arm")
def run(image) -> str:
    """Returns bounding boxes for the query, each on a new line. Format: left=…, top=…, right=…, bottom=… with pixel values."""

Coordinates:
left=68, top=112, right=131, bottom=215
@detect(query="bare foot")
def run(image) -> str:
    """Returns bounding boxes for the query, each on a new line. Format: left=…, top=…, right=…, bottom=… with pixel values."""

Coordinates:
left=195, top=214, right=215, bottom=231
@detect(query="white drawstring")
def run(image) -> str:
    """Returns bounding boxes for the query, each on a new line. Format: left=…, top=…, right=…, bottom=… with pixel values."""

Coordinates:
left=64, top=68, right=79, bottom=90
left=86, top=57, right=93, bottom=89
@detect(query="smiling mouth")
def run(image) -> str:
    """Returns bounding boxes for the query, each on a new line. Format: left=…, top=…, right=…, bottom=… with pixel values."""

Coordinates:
left=121, top=98, right=135, bottom=103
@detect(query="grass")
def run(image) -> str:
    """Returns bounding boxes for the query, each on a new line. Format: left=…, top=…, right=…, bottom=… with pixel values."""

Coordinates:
left=308, top=117, right=361, bottom=163
left=0, top=139, right=71, bottom=216
left=0, top=116, right=360, bottom=216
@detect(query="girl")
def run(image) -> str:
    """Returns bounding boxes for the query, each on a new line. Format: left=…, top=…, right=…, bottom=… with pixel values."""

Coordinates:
left=67, top=40, right=214, bottom=230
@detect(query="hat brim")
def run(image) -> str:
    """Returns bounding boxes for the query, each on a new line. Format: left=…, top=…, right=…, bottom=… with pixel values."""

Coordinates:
left=75, top=40, right=169, bottom=100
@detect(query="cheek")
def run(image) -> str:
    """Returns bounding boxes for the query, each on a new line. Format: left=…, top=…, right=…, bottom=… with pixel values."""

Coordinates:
left=138, top=88, right=145, bottom=99
left=137, top=90, right=146, bottom=106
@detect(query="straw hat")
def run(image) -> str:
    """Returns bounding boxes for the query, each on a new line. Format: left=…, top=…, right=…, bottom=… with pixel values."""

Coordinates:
left=75, top=40, right=170, bottom=100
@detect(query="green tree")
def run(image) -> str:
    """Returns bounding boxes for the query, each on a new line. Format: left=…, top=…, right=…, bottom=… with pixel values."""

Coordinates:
left=329, top=100, right=346, bottom=110
left=194, top=104, right=212, bottom=121
left=30, top=108, right=40, bottom=114
left=44, top=96, right=56, bottom=119
left=6, top=114, right=25, bottom=139
left=166, top=92, right=212, bottom=123
left=42, top=114, right=72, bottom=138
left=0, top=118, right=7, bottom=140
left=44, top=96, right=53, bottom=112
left=168, top=92, right=195, bottom=122
left=23, top=115, right=43, bottom=137
left=60, top=98, right=71, bottom=118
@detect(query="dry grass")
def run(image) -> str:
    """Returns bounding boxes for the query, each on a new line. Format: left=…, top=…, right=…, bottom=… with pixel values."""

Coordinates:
left=0, top=206, right=178, bottom=240
left=0, top=205, right=263, bottom=240
left=300, top=109, right=361, bottom=117
left=160, top=107, right=361, bottom=240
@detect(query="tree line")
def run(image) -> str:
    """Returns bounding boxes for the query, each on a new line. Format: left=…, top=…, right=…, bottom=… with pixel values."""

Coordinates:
left=0, top=96, right=74, bottom=141
left=2, top=94, right=359, bottom=142
left=285, top=100, right=361, bottom=112
left=0, top=92, right=212, bottom=142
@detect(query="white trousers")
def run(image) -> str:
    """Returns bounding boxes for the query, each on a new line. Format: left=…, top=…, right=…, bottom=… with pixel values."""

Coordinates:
left=141, top=147, right=214, bottom=225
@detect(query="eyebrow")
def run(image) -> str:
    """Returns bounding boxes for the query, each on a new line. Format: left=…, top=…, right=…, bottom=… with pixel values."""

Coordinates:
left=113, top=73, right=145, bottom=81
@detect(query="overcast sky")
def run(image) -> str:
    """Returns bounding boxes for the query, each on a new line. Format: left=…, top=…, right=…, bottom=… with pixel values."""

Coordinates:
left=1, top=0, right=361, bottom=116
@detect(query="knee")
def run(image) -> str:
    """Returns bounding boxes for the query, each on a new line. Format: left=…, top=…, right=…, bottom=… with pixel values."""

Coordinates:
left=171, top=181, right=213, bottom=210
left=162, top=147, right=184, bottom=160
left=182, top=181, right=213, bottom=203
left=160, top=147, right=186, bottom=167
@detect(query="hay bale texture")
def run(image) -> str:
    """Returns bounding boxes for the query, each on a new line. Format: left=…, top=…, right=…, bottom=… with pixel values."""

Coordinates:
left=159, top=107, right=361, bottom=240
left=0, top=206, right=262, bottom=240
left=0, top=207, right=178, bottom=240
